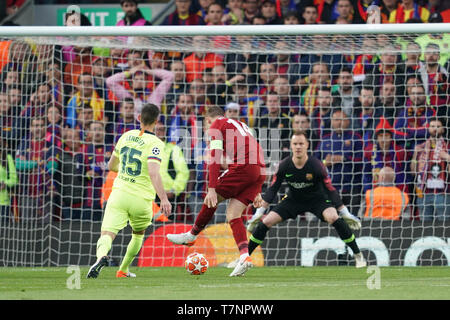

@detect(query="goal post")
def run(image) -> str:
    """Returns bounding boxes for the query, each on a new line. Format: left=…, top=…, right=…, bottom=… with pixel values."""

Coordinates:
left=0, top=24, right=450, bottom=267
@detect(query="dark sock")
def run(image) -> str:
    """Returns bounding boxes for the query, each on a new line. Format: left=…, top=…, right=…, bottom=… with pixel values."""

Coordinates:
left=191, top=204, right=217, bottom=235
left=332, top=218, right=360, bottom=254
left=248, top=221, right=269, bottom=255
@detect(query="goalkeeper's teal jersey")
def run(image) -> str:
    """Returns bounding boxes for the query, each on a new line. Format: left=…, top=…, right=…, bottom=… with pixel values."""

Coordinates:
left=112, top=129, right=165, bottom=201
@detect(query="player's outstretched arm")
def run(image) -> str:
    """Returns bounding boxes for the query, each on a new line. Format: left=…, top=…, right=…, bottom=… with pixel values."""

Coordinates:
left=148, top=161, right=172, bottom=215
left=108, top=154, right=119, bottom=173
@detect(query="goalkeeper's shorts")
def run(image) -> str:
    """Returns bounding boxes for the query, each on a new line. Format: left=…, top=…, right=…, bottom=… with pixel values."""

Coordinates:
left=101, top=189, right=154, bottom=234
left=273, top=196, right=333, bottom=222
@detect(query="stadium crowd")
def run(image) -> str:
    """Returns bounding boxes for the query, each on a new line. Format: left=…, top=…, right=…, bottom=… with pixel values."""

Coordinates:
left=0, top=0, right=450, bottom=224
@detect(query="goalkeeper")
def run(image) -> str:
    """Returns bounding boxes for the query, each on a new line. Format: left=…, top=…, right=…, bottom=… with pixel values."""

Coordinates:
left=87, top=103, right=171, bottom=279
left=248, top=131, right=367, bottom=268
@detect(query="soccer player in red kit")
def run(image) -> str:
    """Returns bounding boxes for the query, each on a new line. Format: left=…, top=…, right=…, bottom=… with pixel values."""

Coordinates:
left=167, top=106, right=266, bottom=276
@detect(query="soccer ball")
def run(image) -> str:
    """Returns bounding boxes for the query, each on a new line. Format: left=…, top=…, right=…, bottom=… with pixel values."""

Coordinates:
left=185, top=252, right=209, bottom=275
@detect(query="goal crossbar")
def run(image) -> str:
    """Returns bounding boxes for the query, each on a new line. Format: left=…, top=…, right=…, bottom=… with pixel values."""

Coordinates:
left=1, top=23, right=450, bottom=37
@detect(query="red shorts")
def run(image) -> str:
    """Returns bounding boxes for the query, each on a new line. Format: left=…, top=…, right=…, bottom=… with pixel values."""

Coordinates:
left=215, top=164, right=266, bottom=206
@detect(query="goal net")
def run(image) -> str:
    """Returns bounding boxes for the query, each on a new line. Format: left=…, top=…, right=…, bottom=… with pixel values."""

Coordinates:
left=0, top=25, right=449, bottom=268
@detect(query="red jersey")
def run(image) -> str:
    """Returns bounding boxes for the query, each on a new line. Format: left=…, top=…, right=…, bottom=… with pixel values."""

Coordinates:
left=208, top=116, right=265, bottom=188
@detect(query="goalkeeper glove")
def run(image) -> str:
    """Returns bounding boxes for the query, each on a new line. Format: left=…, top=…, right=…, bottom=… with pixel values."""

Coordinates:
left=338, top=206, right=361, bottom=231
left=247, top=206, right=267, bottom=233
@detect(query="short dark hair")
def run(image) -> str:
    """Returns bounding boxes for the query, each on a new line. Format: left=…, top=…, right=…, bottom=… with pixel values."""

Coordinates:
left=318, top=85, right=331, bottom=93
left=290, top=130, right=309, bottom=141
left=140, top=103, right=160, bottom=125
left=206, top=105, right=225, bottom=118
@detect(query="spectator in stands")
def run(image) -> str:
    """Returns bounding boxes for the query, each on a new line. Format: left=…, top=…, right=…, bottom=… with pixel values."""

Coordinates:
left=0, top=136, right=17, bottom=220
left=45, top=62, right=64, bottom=106
left=276, top=0, right=298, bottom=19
left=404, top=74, right=423, bottom=106
left=353, top=86, right=381, bottom=147
left=418, top=43, right=450, bottom=111
left=363, top=166, right=410, bottom=221
left=242, top=0, right=259, bottom=24
left=74, top=102, right=94, bottom=143
left=363, top=44, right=406, bottom=104
left=252, top=14, right=267, bottom=24
left=255, top=92, right=291, bottom=162
left=66, top=73, right=105, bottom=129
left=45, top=105, right=63, bottom=165
left=362, top=119, right=409, bottom=194
left=92, top=56, right=113, bottom=102
left=155, top=121, right=190, bottom=220
left=254, top=62, right=277, bottom=99
left=353, top=0, right=380, bottom=23
left=411, top=118, right=450, bottom=221
left=222, top=0, right=245, bottom=25
left=0, top=90, right=20, bottom=151
left=273, top=76, right=298, bottom=115
left=283, top=10, right=300, bottom=24
left=229, top=77, right=265, bottom=127
left=389, top=0, right=430, bottom=23
left=403, top=42, right=424, bottom=75
left=183, top=35, right=223, bottom=83
left=260, top=0, right=283, bottom=24
left=82, top=121, right=111, bottom=221
left=376, top=81, right=400, bottom=125
left=206, top=2, right=224, bottom=25
left=61, top=127, right=84, bottom=220
left=224, top=35, right=260, bottom=80
left=2, top=41, right=37, bottom=97
left=271, top=40, right=300, bottom=85
left=310, top=85, right=334, bottom=140
left=63, top=45, right=94, bottom=92
left=162, top=0, right=205, bottom=25
left=302, top=4, right=319, bottom=24
left=296, top=34, right=346, bottom=86
left=332, top=66, right=359, bottom=119
left=425, top=0, right=450, bottom=15
left=204, top=3, right=232, bottom=50
left=167, top=94, right=201, bottom=161
left=315, top=109, right=363, bottom=213
left=106, top=63, right=174, bottom=121
left=291, top=113, right=319, bottom=151
left=188, top=78, right=211, bottom=116
left=13, top=83, right=54, bottom=146
left=335, top=0, right=356, bottom=23
left=113, top=98, right=139, bottom=144
left=117, top=0, right=152, bottom=26
left=316, top=0, right=338, bottom=24
left=380, top=0, right=399, bottom=23
left=197, top=0, right=214, bottom=21
left=395, top=83, right=436, bottom=153
left=110, top=48, right=129, bottom=74
left=300, top=61, right=331, bottom=117
left=125, top=49, right=145, bottom=70
left=187, top=118, right=209, bottom=221
left=164, top=61, right=187, bottom=117
left=15, top=117, right=51, bottom=222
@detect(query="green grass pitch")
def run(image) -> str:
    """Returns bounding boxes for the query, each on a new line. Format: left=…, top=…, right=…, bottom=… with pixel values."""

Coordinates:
left=1, top=266, right=449, bottom=300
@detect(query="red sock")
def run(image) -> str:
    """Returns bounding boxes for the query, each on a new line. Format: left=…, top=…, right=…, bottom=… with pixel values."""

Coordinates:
left=191, top=204, right=217, bottom=235
left=229, top=217, right=249, bottom=255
